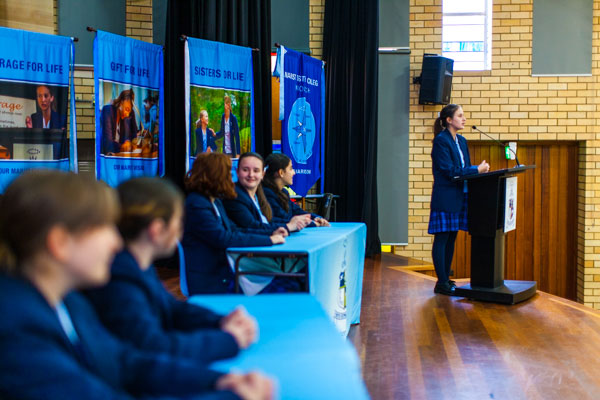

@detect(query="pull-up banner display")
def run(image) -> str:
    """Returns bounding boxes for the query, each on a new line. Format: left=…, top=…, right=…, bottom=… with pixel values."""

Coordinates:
left=94, top=30, right=164, bottom=186
left=274, top=45, right=325, bottom=197
left=184, top=37, right=254, bottom=174
left=0, top=27, right=77, bottom=192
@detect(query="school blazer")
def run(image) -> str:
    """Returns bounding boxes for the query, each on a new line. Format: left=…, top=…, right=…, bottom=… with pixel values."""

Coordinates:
left=430, top=129, right=478, bottom=213
left=181, top=192, right=273, bottom=295
left=216, top=113, right=240, bottom=156
left=263, top=186, right=318, bottom=227
left=222, top=182, right=288, bottom=233
left=0, top=273, right=239, bottom=400
left=85, top=250, right=240, bottom=364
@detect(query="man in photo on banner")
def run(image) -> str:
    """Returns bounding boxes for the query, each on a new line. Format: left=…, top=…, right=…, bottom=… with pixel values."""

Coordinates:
left=26, top=85, right=66, bottom=130
left=100, top=89, right=139, bottom=155
left=216, top=94, right=240, bottom=158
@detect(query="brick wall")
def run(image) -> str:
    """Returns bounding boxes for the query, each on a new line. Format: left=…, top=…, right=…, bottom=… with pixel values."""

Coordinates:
left=309, top=0, right=325, bottom=59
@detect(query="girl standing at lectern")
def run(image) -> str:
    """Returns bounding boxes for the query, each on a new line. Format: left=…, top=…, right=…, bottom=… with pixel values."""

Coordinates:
left=429, top=104, right=490, bottom=296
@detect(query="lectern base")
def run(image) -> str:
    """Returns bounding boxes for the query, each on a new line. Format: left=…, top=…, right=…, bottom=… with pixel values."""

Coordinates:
left=454, top=280, right=537, bottom=304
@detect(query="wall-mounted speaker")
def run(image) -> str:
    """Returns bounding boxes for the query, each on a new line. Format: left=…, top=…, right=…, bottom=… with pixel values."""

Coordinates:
left=417, top=54, right=453, bottom=105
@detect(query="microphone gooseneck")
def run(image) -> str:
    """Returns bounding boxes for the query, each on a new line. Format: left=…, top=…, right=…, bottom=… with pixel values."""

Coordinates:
left=472, top=125, right=521, bottom=167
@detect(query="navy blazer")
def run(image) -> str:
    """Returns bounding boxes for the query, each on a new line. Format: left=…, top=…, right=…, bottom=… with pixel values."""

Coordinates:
left=0, top=273, right=239, bottom=400
left=30, top=110, right=66, bottom=130
left=222, top=182, right=288, bottom=233
left=430, top=129, right=478, bottom=213
left=216, top=113, right=240, bottom=156
left=263, top=186, right=318, bottom=227
left=181, top=192, right=273, bottom=295
left=85, top=250, right=240, bottom=364
left=100, top=104, right=139, bottom=154
left=195, top=127, right=218, bottom=154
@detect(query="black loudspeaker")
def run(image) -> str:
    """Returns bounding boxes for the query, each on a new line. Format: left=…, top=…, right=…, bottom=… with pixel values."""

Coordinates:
left=418, top=54, right=453, bottom=105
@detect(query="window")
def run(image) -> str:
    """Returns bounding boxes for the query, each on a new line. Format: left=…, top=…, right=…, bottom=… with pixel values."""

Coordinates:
left=442, top=0, right=492, bottom=71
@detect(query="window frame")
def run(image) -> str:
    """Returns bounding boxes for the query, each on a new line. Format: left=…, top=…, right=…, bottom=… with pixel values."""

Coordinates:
left=442, top=0, right=492, bottom=72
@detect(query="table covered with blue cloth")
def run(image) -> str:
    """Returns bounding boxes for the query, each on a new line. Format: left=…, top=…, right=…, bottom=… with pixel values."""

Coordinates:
left=227, top=222, right=366, bottom=336
left=189, top=293, right=370, bottom=400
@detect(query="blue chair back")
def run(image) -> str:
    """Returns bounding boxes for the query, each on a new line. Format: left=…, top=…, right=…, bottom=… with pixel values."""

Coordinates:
left=177, top=242, right=189, bottom=297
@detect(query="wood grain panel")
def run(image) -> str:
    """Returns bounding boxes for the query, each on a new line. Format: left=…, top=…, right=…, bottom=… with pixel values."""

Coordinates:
left=451, top=142, right=579, bottom=300
left=0, top=0, right=54, bottom=34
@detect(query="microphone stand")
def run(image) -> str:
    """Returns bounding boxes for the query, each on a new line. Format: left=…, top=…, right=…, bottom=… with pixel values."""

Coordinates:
left=472, top=125, right=521, bottom=167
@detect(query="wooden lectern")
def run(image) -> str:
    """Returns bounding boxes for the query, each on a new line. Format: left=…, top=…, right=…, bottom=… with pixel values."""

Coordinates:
left=453, top=165, right=537, bottom=304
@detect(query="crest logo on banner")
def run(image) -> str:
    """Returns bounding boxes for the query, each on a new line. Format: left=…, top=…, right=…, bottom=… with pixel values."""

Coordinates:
left=0, top=27, right=77, bottom=192
left=184, top=37, right=255, bottom=178
left=93, top=30, right=165, bottom=187
left=274, top=45, right=325, bottom=196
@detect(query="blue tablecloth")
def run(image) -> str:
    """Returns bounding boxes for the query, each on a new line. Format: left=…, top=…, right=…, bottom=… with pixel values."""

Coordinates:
left=189, top=293, right=370, bottom=400
left=227, top=222, right=366, bottom=336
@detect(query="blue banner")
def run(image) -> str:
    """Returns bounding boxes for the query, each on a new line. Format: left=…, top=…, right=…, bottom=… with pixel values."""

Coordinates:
left=274, top=46, right=325, bottom=196
left=0, top=27, right=77, bottom=192
left=94, top=30, right=164, bottom=187
left=184, top=37, right=254, bottom=175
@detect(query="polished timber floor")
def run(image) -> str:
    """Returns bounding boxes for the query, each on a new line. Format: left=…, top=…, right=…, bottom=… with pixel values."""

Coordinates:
left=157, top=253, right=600, bottom=400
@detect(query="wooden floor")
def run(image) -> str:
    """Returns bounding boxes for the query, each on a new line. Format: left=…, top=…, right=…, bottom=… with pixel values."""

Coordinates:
left=350, top=253, right=600, bottom=400
left=157, top=254, right=600, bottom=400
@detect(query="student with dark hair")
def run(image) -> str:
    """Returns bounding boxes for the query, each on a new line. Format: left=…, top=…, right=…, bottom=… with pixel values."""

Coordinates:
left=101, top=89, right=139, bottom=154
left=0, top=170, right=274, bottom=400
left=26, top=85, right=66, bottom=130
left=429, top=104, right=490, bottom=296
left=86, top=177, right=258, bottom=365
left=222, top=152, right=309, bottom=233
left=263, top=153, right=329, bottom=228
left=182, top=153, right=287, bottom=295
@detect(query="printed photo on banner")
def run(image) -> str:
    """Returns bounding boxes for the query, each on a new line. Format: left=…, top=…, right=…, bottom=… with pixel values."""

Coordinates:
left=189, top=86, right=251, bottom=159
left=98, top=80, right=159, bottom=159
left=0, top=80, right=68, bottom=160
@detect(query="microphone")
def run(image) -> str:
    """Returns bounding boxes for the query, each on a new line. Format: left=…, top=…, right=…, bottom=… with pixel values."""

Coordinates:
left=472, top=125, right=521, bottom=167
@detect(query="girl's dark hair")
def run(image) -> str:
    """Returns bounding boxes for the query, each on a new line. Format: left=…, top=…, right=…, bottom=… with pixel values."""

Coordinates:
left=0, top=170, right=119, bottom=275
left=185, top=152, right=237, bottom=199
left=113, top=89, right=134, bottom=108
left=238, top=152, right=273, bottom=221
left=433, top=104, right=461, bottom=137
left=117, top=177, right=184, bottom=242
left=263, top=153, right=292, bottom=212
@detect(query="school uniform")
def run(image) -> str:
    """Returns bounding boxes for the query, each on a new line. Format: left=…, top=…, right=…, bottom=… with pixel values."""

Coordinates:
left=181, top=192, right=272, bottom=295
left=0, top=273, right=239, bottom=400
left=222, top=182, right=288, bottom=232
left=263, top=186, right=318, bottom=227
left=85, top=250, right=239, bottom=364
left=428, top=129, right=478, bottom=234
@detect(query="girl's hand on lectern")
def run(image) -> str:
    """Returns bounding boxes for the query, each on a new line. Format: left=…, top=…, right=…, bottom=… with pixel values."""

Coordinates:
left=477, top=160, right=490, bottom=173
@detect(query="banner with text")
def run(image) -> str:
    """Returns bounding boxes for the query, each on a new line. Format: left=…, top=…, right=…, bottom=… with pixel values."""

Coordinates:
left=94, top=30, right=164, bottom=186
left=0, top=27, right=77, bottom=192
left=274, top=45, right=325, bottom=196
left=184, top=37, right=254, bottom=175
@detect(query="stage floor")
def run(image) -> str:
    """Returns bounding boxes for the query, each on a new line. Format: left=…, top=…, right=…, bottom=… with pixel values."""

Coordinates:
left=350, top=253, right=600, bottom=400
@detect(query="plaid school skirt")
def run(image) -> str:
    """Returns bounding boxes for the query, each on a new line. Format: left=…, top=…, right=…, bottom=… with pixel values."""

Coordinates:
left=428, top=193, right=468, bottom=234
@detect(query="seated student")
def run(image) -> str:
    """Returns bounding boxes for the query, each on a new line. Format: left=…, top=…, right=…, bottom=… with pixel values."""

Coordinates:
left=262, top=153, right=330, bottom=228
left=0, top=170, right=274, bottom=400
left=222, top=152, right=310, bottom=233
left=182, top=153, right=287, bottom=295
left=86, top=177, right=258, bottom=364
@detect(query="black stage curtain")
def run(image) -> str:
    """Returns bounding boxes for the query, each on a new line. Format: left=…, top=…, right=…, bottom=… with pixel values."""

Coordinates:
left=322, top=0, right=381, bottom=256
left=164, top=0, right=272, bottom=187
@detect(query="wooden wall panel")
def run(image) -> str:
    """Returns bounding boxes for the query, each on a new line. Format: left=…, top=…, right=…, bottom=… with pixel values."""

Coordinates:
left=0, top=0, right=54, bottom=34
left=451, top=142, right=579, bottom=300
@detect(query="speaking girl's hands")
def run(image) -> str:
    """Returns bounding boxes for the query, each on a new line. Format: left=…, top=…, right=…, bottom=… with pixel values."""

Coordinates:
left=477, top=160, right=490, bottom=174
